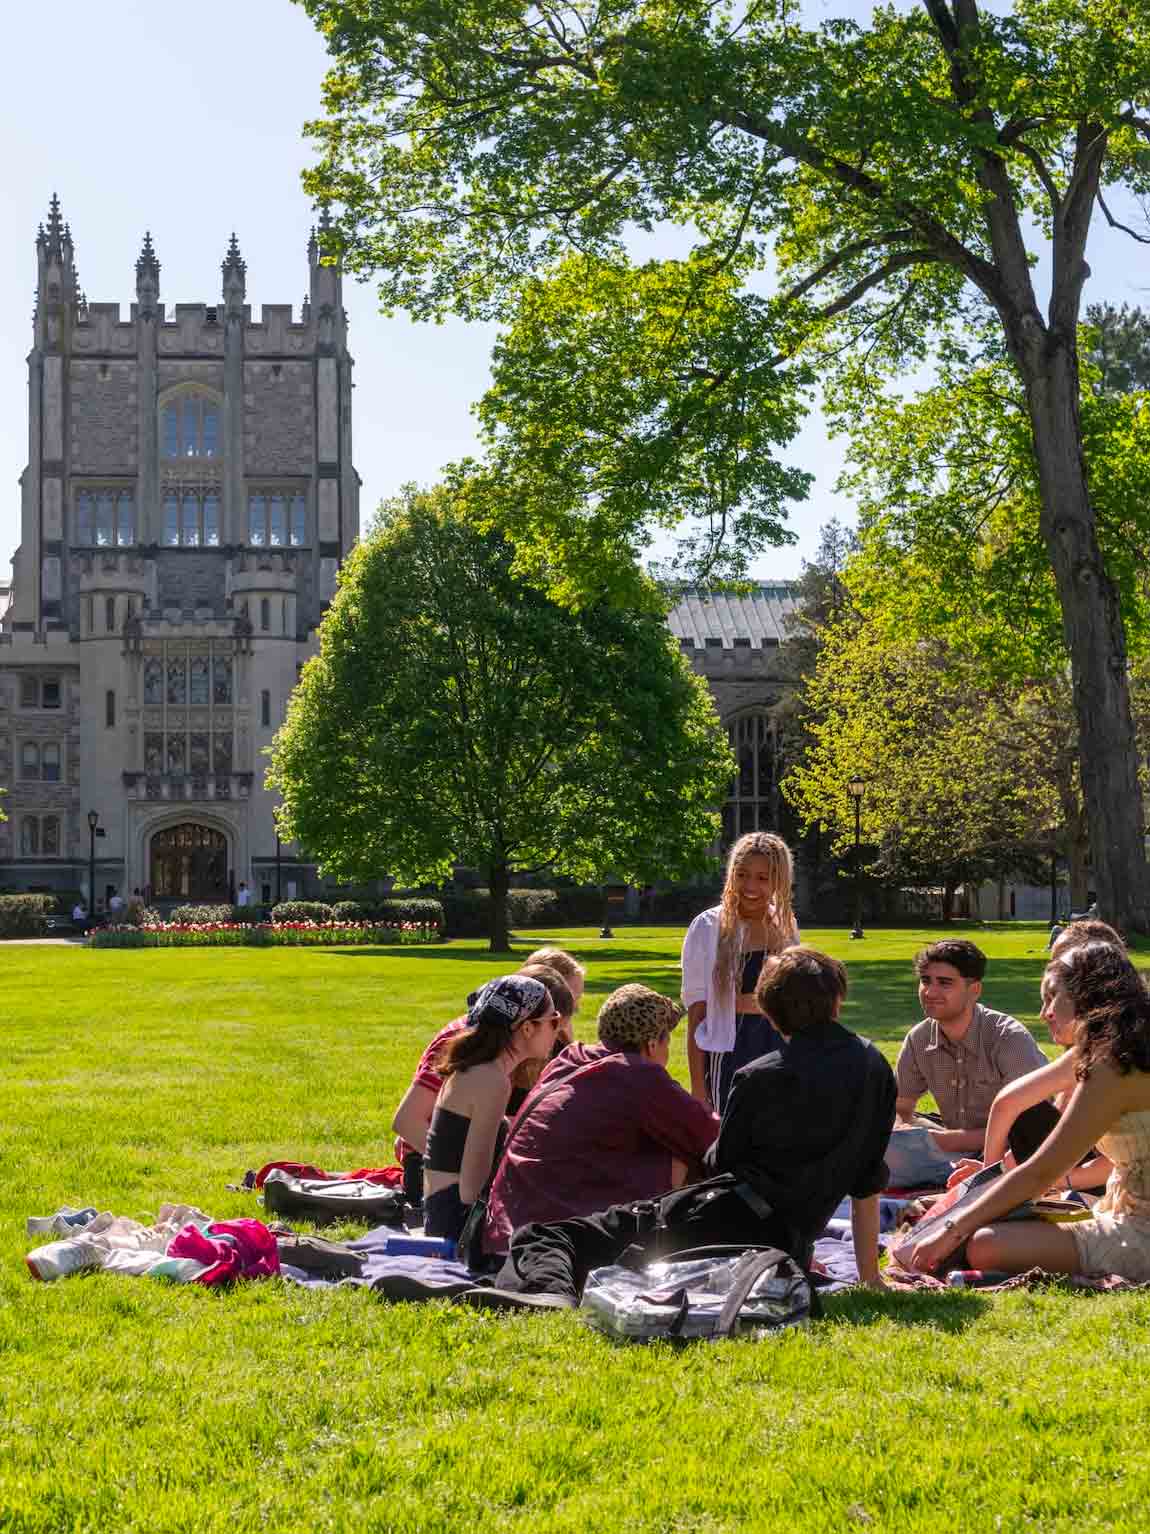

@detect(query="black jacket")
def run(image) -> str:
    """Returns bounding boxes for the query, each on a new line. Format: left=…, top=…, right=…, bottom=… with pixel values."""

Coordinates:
left=706, top=1021, right=896, bottom=1247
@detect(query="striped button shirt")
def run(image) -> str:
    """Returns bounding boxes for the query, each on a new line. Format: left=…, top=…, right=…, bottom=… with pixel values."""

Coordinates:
left=894, top=1004, right=1047, bottom=1132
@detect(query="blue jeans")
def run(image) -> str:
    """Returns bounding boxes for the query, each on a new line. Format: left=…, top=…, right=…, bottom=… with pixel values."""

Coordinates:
left=884, top=1126, right=955, bottom=1189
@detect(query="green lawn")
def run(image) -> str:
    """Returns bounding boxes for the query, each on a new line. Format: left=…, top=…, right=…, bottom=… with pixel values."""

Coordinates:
left=3, top=924, right=1150, bottom=1532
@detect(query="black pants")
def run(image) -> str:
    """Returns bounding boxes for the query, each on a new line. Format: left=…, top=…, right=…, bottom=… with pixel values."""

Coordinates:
left=496, top=1176, right=806, bottom=1302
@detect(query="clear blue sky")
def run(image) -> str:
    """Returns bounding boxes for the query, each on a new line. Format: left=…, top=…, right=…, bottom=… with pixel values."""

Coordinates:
left=1, top=0, right=1144, bottom=582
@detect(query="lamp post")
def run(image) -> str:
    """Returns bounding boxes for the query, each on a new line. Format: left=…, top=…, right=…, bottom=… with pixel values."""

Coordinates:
left=847, top=778, right=865, bottom=940
left=86, top=809, right=100, bottom=919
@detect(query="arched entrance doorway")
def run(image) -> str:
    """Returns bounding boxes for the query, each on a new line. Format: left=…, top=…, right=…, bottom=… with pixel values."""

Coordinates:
left=150, top=823, right=229, bottom=901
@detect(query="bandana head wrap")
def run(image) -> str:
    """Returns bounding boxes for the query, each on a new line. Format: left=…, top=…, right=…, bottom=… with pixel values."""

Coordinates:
left=465, top=974, right=548, bottom=1030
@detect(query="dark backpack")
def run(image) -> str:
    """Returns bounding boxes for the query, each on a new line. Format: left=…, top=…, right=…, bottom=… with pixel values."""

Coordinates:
left=261, top=1172, right=407, bottom=1228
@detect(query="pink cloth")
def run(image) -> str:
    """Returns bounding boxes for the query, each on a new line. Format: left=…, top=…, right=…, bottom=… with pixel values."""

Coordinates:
left=169, top=1218, right=280, bottom=1286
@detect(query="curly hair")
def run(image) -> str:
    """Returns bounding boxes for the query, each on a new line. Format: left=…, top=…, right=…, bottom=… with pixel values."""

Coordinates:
left=712, top=832, right=796, bottom=1004
left=1044, top=941, right=1150, bottom=1081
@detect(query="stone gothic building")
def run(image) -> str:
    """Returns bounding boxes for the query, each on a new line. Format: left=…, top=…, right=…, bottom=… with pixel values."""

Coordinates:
left=0, top=198, right=358, bottom=905
left=0, top=199, right=799, bottom=907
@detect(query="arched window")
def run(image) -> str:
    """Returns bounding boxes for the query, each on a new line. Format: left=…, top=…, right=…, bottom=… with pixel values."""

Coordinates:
left=161, top=394, right=219, bottom=459
left=722, top=711, right=778, bottom=847
left=259, top=597, right=270, bottom=632
left=105, top=596, right=117, bottom=633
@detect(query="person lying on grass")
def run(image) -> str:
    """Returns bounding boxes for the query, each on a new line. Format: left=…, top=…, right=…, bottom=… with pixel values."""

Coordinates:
left=886, top=940, right=1046, bottom=1190
left=905, top=941, right=1150, bottom=1282
left=480, top=984, right=719, bottom=1258
left=391, top=947, right=585, bottom=1187
left=945, top=941, right=1122, bottom=1198
left=422, top=975, right=567, bottom=1244
left=458, top=947, right=896, bottom=1310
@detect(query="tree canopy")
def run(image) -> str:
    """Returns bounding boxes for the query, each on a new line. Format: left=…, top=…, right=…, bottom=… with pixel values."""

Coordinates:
left=300, top=0, right=1150, bottom=927
left=268, top=482, right=733, bottom=949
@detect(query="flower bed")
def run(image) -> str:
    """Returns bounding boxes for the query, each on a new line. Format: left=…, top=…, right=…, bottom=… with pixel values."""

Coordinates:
left=90, top=920, right=441, bottom=949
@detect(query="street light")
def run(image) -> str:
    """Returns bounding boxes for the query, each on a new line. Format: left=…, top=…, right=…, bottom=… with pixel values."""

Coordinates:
left=847, top=778, right=866, bottom=940
left=86, top=809, right=105, bottom=921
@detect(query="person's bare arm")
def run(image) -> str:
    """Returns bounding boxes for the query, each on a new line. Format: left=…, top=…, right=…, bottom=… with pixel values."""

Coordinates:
left=458, top=1069, right=511, bottom=1204
left=894, top=1094, right=921, bottom=1126
left=686, top=1001, right=710, bottom=1105
left=391, top=1082, right=438, bottom=1155
left=908, top=1063, right=1133, bottom=1272
left=851, top=1195, right=884, bottom=1289
left=980, top=1052, right=1077, bottom=1166
left=928, top=1126, right=987, bottom=1153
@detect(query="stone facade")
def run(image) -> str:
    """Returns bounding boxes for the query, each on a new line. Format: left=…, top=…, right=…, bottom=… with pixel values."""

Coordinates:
left=668, top=584, right=801, bottom=845
left=0, top=200, right=359, bottom=906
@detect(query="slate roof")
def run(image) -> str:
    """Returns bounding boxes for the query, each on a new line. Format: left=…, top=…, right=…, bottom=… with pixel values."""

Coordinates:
left=666, top=583, right=801, bottom=648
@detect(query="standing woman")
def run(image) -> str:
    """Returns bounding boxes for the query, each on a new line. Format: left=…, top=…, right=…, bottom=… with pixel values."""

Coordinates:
left=423, top=975, right=563, bottom=1243
left=681, top=832, right=800, bottom=1112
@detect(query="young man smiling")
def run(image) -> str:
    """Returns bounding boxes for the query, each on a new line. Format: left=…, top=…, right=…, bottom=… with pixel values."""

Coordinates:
left=887, top=939, right=1046, bottom=1187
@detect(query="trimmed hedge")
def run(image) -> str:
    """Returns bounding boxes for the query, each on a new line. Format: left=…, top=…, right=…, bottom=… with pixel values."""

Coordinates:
left=169, top=904, right=237, bottom=926
left=440, top=888, right=562, bottom=937
left=271, top=900, right=334, bottom=925
left=329, top=897, right=445, bottom=932
left=0, top=893, right=55, bottom=939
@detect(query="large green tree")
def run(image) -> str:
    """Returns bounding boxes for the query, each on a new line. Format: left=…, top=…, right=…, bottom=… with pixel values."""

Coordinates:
left=268, top=482, right=733, bottom=950
left=784, top=613, right=1062, bottom=917
left=300, top=0, right=1150, bottom=928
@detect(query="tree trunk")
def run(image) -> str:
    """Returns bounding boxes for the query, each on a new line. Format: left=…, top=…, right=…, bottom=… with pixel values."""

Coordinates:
left=941, top=881, right=957, bottom=922
left=487, top=862, right=512, bottom=954
left=1024, top=344, right=1150, bottom=933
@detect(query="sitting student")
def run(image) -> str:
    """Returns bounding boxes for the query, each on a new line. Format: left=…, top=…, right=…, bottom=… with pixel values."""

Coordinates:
left=423, top=975, right=565, bottom=1242
left=481, top=984, right=719, bottom=1255
left=887, top=940, right=1046, bottom=1188
left=1049, top=918, right=1124, bottom=962
left=460, top=947, right=896, bottom=1308
left=905, top=940, right=1150, bottom=1281
left=391, top=948, right=584, bottom=1186
left=947, top=941, right=1119, bottom=1195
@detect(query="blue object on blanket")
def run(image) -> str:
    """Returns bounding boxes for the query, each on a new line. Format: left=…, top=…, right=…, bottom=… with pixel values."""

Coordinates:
left=379, top=1234, right=456, bottom=1259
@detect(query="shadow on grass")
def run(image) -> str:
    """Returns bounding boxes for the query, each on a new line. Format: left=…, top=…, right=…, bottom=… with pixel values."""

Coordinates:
left=821, top=1286, right=989, bottom=1332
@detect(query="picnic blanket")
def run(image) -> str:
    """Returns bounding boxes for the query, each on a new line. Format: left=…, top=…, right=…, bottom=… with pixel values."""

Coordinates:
left=279, top=1225, right=475, bottom=1298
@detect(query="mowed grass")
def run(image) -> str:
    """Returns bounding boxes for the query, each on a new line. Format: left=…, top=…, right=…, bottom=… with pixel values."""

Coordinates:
left=3, top=924, right=1150, bottom=1533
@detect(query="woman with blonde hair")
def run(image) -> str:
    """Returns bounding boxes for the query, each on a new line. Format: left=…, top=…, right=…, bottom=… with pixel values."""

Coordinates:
left=681, top=831, right=799, bottom=1111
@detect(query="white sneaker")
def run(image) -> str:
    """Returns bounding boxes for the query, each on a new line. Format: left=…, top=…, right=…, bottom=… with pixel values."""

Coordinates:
left=25, top=1238, right=102, bottom=1281
left=26, top=1207, right=98, bottom=1237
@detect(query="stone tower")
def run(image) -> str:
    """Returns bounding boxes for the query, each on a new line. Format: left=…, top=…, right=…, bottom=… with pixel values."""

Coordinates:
left=0, top=198, right=360, bottom=904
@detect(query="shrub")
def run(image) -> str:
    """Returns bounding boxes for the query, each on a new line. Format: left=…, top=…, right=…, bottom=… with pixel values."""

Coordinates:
left=90, top=920, right=441, bottom=950
left=441, top=888, right=558, bottom=937
left=170, top=904, right=237, bottom=926
left=271, top=900, right=334, bottom=925
left=0, top=894, right=53, bottom=938
left=332, top=900, right=369, bottom=923
left=376, top=897, right=444, bottom=931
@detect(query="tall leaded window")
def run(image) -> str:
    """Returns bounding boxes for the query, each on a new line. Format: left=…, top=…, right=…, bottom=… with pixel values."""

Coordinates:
left=138, top=642, right=237, bottom=788
left=248, top=491, right=306, bottom=547
left=21, top=815, right=61, bottom=856
left=162, top=490, right=220, bottom=548
left=162, top=395, right=219, bottom=459
left=722, top=712, right=778, bottom=847
left=75, top=489, right=135, bottom=548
